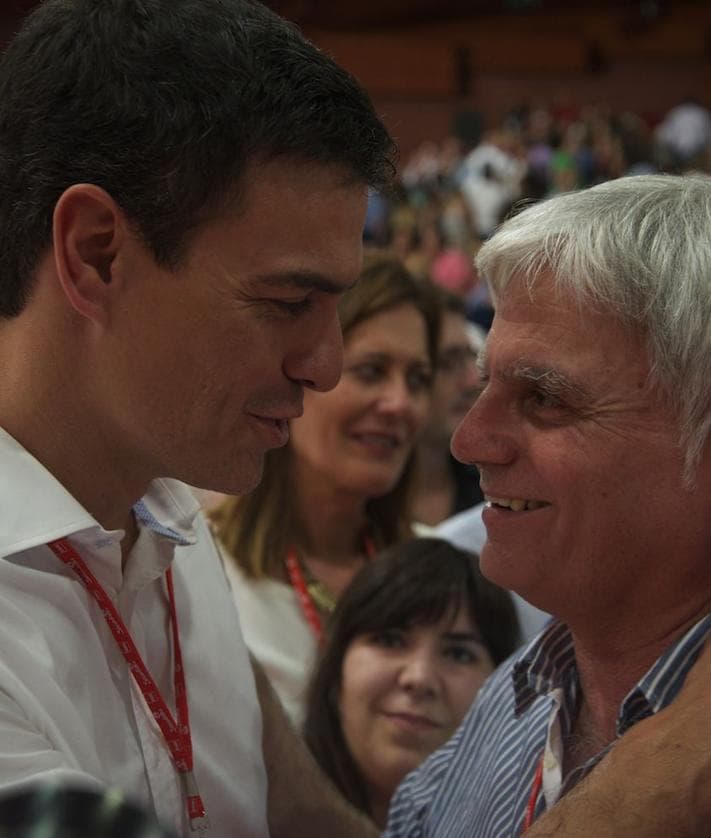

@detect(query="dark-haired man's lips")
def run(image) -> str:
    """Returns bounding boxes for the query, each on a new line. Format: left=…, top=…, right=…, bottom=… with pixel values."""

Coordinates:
left=249, top=415, right=290, bottom=447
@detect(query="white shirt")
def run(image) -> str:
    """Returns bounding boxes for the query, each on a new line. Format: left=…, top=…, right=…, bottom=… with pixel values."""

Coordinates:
left=0, top=427, right=269, bottom=837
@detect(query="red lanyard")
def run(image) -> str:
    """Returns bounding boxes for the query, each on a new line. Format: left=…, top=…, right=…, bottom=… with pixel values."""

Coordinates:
left=285, top=548, right=325, bottom=640
left=522, top=756, right=544, bottom=832
left=47, top=537, right=209, bottom=832
left=285, top=532, right=376, bottom=642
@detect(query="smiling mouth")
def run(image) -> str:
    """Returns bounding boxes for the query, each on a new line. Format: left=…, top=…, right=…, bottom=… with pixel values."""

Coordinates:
left=485, top=495, right=548, bottom=512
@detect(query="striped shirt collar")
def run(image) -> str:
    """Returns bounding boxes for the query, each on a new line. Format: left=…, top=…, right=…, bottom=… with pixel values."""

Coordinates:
left=385, top=610, right=711, bottom=838
left=1, top=424, right=202, bottom=592
left=513, top=614, right=711, bottom=736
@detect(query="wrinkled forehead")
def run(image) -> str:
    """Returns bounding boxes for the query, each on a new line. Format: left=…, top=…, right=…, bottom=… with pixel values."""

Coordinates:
left=490, top=270, right=643, bottom=347
left=479, top=274, right=652, bottom=391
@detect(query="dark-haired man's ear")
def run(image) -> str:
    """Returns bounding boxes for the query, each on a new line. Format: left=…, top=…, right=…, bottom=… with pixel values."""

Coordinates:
left=52, top=184, right=127, bottom=326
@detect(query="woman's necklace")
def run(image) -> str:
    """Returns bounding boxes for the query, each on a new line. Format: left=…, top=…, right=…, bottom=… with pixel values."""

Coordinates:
left=285, top=530, right=376, bottom=642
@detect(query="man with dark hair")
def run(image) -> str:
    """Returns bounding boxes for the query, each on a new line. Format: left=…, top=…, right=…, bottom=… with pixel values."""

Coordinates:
left=0, top=0, right=393, bottom=834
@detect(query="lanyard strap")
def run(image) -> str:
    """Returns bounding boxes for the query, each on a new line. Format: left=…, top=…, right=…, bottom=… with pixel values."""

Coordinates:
left=285, top=548, right=325, bottom=640
left=522, top=755, right=544, bottom=832
left=285, top=531, right=377, bottom=643
left=47, top=537, right=209, bottom=832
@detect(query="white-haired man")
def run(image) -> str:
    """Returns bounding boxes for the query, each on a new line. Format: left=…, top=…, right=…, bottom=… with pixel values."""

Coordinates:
left=386, top=174, right=711, bottom=836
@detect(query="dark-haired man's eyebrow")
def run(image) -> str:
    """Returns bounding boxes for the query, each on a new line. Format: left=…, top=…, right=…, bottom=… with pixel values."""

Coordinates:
left=254, top=270, right=358, bottom=296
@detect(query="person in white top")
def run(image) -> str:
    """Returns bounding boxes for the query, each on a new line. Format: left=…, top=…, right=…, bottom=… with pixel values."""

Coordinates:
left=654, top=99, right=711, bottom=166
left=411, top=290, right=484, bottom=528
left=0, top=0, right=394, bottom=835
left=458, top=131, right=526, bottom=240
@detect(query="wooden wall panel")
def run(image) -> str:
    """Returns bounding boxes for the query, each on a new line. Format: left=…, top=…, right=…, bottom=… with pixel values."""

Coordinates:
left=311, top=32, right=455, bottom=96
left=469, top=32, right=589, bottom=73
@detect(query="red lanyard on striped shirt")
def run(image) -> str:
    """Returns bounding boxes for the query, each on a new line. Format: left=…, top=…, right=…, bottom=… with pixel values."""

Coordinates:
left=522, top=755, right=544, bottom=832
left=47, top=537, right=209, bottom=833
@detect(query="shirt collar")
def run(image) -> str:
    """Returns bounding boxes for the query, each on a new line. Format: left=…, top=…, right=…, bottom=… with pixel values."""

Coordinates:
left=513, top=621, right=577, bottom=717
left=1, top=425, right=202, bottom=588
left=0, top=425, right=97, bottom=556
left=121, top=483, right=200, bottom=591
left=618, top=613, right=711, bottom=734
left=512, top=613, right=711, bottom=734
left=133, top=484, right=200, bottom=548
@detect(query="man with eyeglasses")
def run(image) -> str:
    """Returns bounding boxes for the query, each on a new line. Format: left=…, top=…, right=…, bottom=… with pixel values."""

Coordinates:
left=413, top=290, right=484, bottom=527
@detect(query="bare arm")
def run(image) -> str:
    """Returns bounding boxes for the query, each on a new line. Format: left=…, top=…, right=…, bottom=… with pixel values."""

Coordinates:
left=528, top=640, right=711, bottom=837
left=252, top=655, right=378, bottom=838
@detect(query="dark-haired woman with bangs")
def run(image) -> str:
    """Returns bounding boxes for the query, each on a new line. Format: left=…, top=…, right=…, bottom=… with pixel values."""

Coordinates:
left=303, top=537, right=520, bottom=829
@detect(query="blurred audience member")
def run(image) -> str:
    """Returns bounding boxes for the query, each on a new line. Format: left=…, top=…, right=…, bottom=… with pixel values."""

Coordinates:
left=363, top=188, right=391, bottom=247
left=400, top=140, right=443, bottom=204
left=303, top=537, right=520, bottom=828
left=413, top=290, right=484, bottom=527
left=438, top=188, right=477, bottom=251
left=388, top=204, right=420, bottom=265
left=459, top=130, right=526, bottom=239
left=430, top=247, right=477, bottom=298
left=402, top=208, right=444, bottom=281
left=617, top=111, right=658, bottom=176
left=655, top=99, right=711, bottom=169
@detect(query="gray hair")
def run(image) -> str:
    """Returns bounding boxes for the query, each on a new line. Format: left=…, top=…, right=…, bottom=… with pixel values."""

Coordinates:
left=476, top=174, right=711, bottom=481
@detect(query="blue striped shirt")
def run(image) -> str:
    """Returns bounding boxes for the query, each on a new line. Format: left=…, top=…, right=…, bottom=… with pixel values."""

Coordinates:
left=385, top=614, right=711, bottom=838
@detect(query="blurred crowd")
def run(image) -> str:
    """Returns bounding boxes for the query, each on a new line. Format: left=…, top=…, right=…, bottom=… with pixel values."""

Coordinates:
left=364, top=98, right=711, bottom=331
